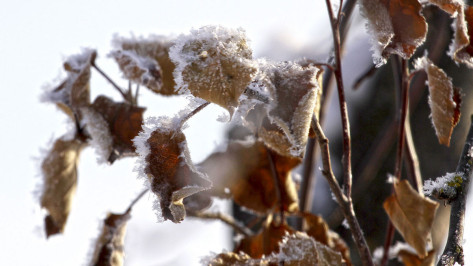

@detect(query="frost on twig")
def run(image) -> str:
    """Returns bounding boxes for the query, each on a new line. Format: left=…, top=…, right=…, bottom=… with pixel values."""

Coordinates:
left=169, top=25, right=257, bottom=116
left=423, top=172, right=464, bottom=201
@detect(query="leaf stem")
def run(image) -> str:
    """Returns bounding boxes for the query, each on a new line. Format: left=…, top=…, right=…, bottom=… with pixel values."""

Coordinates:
left=125, top=189, right=149, bottom=214
left=188, top=211, right=253, bottom=237
left=180, top=101, right=211, bottom=127
left=438, top=115, right=473, bottom=265
left=265, top=147, right=285, bottom=222
left=91, top=62, right=128, bottom=101
left=312, top=117, right=374, bottom=266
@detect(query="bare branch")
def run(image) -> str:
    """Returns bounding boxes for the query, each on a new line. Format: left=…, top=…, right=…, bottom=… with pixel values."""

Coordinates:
left=188, top=211, right=253, bottom=238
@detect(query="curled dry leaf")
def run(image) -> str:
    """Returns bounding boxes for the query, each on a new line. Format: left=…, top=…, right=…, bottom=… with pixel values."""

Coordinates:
left=235, top=217, right=294, bottom=258
left=359, top=0, right=427, bottom=66
left=199, top=139, right=301, bottom=214
left=414, top=56, right=461, bottom=146
left=112, top=35, right=177, bottom=95
left=398, top=249, right=436, bottom=266
left=169, top=25, right=257, bottom=115
left=428, top=0, right=473, bottom=67
left=89, top=212, right=130, bottom=266
left=383, top=179, right=439, bottom=258
left=133, top=117, right=211, bottom=223
left=40, top=136, right=85, bottom=237
left=83, top=95, right=145, bottom=163
left=303, top=213, right=351, bottom=265
left=42, top=49, right=96, bottom=119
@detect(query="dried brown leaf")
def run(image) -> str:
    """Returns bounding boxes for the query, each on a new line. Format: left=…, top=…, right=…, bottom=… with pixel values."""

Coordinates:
left=398, top=249, right=436, bottom=266
left=303, top=213, right=351, bottom=265
left=134, top=118, right=211, bottom=223
left=414, top=56, right=461, bottom=146
left=205, top=252, right=276, bottom=266
left=428, top=0, right=473, bottom=67
left=199, top=139, right=301, bottom=214
left=90, top=212, right=130, bottom=266
left=170, top=26, right=257, bottom=115
left=85, top=96, right=145, bottom=163
left=43, top=49, right=96, bottom=119
left=110, top=50, right=163, bottom=92
left=235, top=217, right=294, bottom=258
left=112, top=35, right=177, bottom=95
left=40, top=136, right=85, bottom=237
left=360, top=0, right=427, bottom=66
left=383, top=179, right=439, bottom=257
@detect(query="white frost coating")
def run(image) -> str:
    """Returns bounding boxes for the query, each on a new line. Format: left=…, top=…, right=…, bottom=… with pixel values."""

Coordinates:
left=81, top=108, right=113, bottom=164
left=373, top=242, right=420, bottom=264
left=169, top=25, right=252, bottom=94
left=41, top=48, right=95, bottom=104
left=359, top=0, right=394, bottom=67
left=423, top=172, right=463, bottom=197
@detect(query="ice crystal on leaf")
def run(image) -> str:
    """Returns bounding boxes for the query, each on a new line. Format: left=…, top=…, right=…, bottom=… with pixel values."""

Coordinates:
left=424, top=172, right=463, bottom=200
left=169, top=25, right=257, bottom=116
left=133, top=115, right=211, bottom=223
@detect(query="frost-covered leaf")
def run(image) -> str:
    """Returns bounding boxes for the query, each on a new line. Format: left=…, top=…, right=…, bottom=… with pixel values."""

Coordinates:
left=170, top=25, right=257, bottom=115
left=255, top=62, right=322, bottom=158
left=40, top=136, right=85, bottom=237
left=199, top=139, right=301, bottom=214
left=112, top=35, right=177, bottom=95
left=89, top=212, right=130, bottom=266
left=42, top=49, right=96, bottom=119
left=414, top=56, right=461, bottom=146
left=110, top=50, right=163, bottom=92
left=277, top=232, right=344, bottom=266
left=83, top=95, right=145, bottom=163
left=398, top=248, right=436, bottom=266
left=133, top=117, right=211, bottom=223
left=428, top=0, right=473, bottom=67
left=359, top=0, right=427, bottom=66
left=204, top=252, right=256, bottom=266
left=235, top=217, right=294, bottom=258
left=302, top=213, right=351, bottom=265
left=383, top=179, right=439, bottom=258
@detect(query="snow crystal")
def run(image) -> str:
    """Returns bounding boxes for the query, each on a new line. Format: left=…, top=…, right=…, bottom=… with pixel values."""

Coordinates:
left=81, top=108, right=113, bottom=164
left=423, top=172, right=463, bottom=198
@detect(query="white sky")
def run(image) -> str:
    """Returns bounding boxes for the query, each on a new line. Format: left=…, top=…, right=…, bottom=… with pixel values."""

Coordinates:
left=0, top=0, right=471, bottom=265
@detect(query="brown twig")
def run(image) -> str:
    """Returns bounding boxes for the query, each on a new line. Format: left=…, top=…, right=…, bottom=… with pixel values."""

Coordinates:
left=265, top=147, right=285, bottom=222
left=180, top=102, right=210, bottom=127
left=312, top=117, right=374, bottom=266
left=91, top=62, right=129, bottom=101
left=125, top=189, right=149, bottom=214
left=438, top=115, right=473, bottom=265
left=188, top=211, right=253, bottom=238
left=325, top=0, right=353, bottom=198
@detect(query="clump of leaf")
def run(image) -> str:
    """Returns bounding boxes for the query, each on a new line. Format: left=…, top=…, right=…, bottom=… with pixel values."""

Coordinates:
left=383, top=179, right=439, bottom=258
left=40, top=136, right=85, bottom=237
left=133, top=116, right=211, bottom=223
left=359, top=0, right=427, bottom=66
left=82, top=95, right=145, bottom=163
left=111, top=35, right=177, bottom=95
left=199, top=139, right=300, bottom=214
left=89, top=212, right=130, bottom=266
left=41, top=49, right=96, bottom=119
left=414, top=56, right=461, bottom=146
left=169, top=25, right=257, bottom=115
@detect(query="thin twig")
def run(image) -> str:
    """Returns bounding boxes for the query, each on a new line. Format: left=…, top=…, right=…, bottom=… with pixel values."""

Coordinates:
left=180, top=102, right=210, bottom=127
left=325, top=0, right=353, bottom=198
left=312, top=117, right=374, bottom=266
left=188, top=211, right=253, bottom=237
left=353, top=65, right=377, bottom=90
left=91, top=63, right=128, bottom=101
left=125, top=189, right=149, bottom=214
left=381, top=56, right=410, bottom=266
left=438, top=115, right=473, bottom=265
